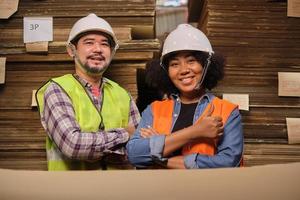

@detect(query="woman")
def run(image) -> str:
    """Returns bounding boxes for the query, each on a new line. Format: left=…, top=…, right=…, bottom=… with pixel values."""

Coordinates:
left=127, top=24, right=243, bottom=169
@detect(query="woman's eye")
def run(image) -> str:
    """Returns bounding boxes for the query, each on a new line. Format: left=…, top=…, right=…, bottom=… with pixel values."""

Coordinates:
left=187, top=58, right=196, bottom=63
left=169, top=62, right=178, bottom=67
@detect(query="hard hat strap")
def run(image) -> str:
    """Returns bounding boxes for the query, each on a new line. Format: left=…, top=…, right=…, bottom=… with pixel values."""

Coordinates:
left=195, top=52, right=212, bottom=90
left=160, top=61, right=168, bottom=73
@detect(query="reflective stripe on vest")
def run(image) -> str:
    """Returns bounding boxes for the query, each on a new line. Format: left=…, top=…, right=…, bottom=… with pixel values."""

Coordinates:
left=37, top=74, right=130, bottom=170
left=152, top=97, right=237, bottom=156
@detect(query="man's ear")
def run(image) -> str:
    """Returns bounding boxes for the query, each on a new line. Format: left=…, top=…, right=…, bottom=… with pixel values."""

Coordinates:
left=67, top=44, right=76, bottom=58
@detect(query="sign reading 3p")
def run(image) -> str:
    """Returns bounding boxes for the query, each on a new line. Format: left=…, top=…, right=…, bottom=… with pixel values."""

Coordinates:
left=23, top=17, right=53, bottom=43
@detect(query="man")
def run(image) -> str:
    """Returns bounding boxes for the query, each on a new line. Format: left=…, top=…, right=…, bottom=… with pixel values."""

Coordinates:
left=36, top=13, right=140, bottom=170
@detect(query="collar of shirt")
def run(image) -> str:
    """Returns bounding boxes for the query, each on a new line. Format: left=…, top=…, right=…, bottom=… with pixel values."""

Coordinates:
left=73, top=74, right=112, bottom=93
left=170, top=92, right=215, bottom=126
left=170, top=92, right=213, bottom=104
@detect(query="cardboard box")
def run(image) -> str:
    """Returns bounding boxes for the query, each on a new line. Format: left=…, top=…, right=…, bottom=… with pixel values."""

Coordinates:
left=0, top=162, right=300, bottom=200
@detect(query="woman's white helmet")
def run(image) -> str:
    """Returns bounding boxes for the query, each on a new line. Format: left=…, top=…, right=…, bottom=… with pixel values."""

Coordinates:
left=67, top=13, right=119, bottom=52
left=161, top=24, right=213, bottom=65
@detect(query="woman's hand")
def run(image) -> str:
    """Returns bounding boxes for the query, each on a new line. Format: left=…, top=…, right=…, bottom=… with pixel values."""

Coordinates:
left=190, top=116, right=224, bottom=139
left=166, top=156, right=186, bottom=169
left=125, top=124, right=136, bottom=136
left=190, top=104, right=224, bottom=139
left=140, top=126, right=159, bottom=138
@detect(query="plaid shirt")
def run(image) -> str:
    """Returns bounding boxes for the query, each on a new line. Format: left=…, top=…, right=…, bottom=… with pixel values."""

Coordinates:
left=40, top=75, right=140, bottom=160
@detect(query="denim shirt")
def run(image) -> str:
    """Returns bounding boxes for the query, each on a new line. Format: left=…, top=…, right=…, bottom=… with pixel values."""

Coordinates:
left=126, top=93, right=244, bottom=169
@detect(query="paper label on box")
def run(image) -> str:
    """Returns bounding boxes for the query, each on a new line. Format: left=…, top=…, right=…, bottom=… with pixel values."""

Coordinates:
left=222, top=94, right=249, bottom=111
left=278, top=72, right=300, bottom=97
left=0, top=57, right=6, bottom=84
left=288, top=0, right=300, bottom=17
left=286, top=118, right=300, bottom=144
left=31, top=90, right=37, bottom=107
left=0, top=0, right=19, bottom=19
left=26, top=41, right=48, bottom=53
left=23, top=17, right=53, bottom=43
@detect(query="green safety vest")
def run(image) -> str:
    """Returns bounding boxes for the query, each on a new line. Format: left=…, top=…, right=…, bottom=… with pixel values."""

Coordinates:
left=36, top=74, right=131, bottom=170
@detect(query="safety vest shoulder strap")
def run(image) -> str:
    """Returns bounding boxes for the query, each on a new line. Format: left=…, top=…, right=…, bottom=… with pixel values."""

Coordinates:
left=210, top=97, right=238, bottom=124
left=152, top=99, right=174, bottom=135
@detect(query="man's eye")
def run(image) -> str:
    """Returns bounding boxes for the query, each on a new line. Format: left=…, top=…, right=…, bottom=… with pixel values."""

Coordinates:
left=102, top=42, right=110, bottom=47
left=84, top=41, right=94, bottom=45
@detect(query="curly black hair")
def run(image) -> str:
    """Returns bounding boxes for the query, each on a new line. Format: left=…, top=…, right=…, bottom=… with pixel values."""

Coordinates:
left=136, top=59, right=167, bottom=112
left=161, top=50, right=225, bottom=94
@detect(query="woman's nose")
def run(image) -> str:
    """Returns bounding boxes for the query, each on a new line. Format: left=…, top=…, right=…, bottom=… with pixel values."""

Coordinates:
left=179, top=63, right=191, bottom=74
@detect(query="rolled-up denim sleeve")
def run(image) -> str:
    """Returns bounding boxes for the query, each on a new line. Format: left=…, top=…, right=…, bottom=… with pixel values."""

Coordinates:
left=184, top=108, right=244, bottom=169
left=149, top=135, right=166, bottom=161
left=126, top=105, right=166, bottom=168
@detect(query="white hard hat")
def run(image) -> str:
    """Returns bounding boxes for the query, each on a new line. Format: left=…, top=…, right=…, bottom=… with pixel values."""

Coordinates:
left=67, top=13, right=119, bottom=51
left=161, top=24, right=213, bottom=64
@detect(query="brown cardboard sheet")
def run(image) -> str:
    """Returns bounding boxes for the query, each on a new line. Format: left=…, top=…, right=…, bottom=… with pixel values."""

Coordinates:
left=0, top=162, right=300, bottom=200
left=288, top=0, right=300, bottom=17
left=25, top=42, right=49, bottom=53
left=0, top=57, right=6, bottom=84
left=287, top=118, right=300, bottom=144
left=0, top=0, right=19, bottom=19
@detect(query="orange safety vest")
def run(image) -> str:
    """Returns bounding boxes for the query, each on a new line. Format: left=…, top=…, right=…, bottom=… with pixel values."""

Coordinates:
left=152, top=97, right=238, bottom=157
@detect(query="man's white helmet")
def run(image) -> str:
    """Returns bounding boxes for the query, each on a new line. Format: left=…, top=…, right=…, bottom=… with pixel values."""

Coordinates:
left=161, top=24, right=213, bottom=65
left=67, top=13, right=119, bottom=51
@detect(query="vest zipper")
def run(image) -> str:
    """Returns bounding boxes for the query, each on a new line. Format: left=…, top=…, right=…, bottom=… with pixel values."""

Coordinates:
left=72, top=74, right=105, bottom=130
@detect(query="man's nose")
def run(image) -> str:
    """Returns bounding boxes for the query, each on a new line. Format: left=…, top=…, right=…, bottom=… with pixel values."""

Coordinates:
left=93, top=43, right=102, bottom=52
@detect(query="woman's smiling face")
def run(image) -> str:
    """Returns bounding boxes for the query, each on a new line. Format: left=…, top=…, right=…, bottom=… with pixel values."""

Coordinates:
left=168, top=51, right=204, bottom=100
